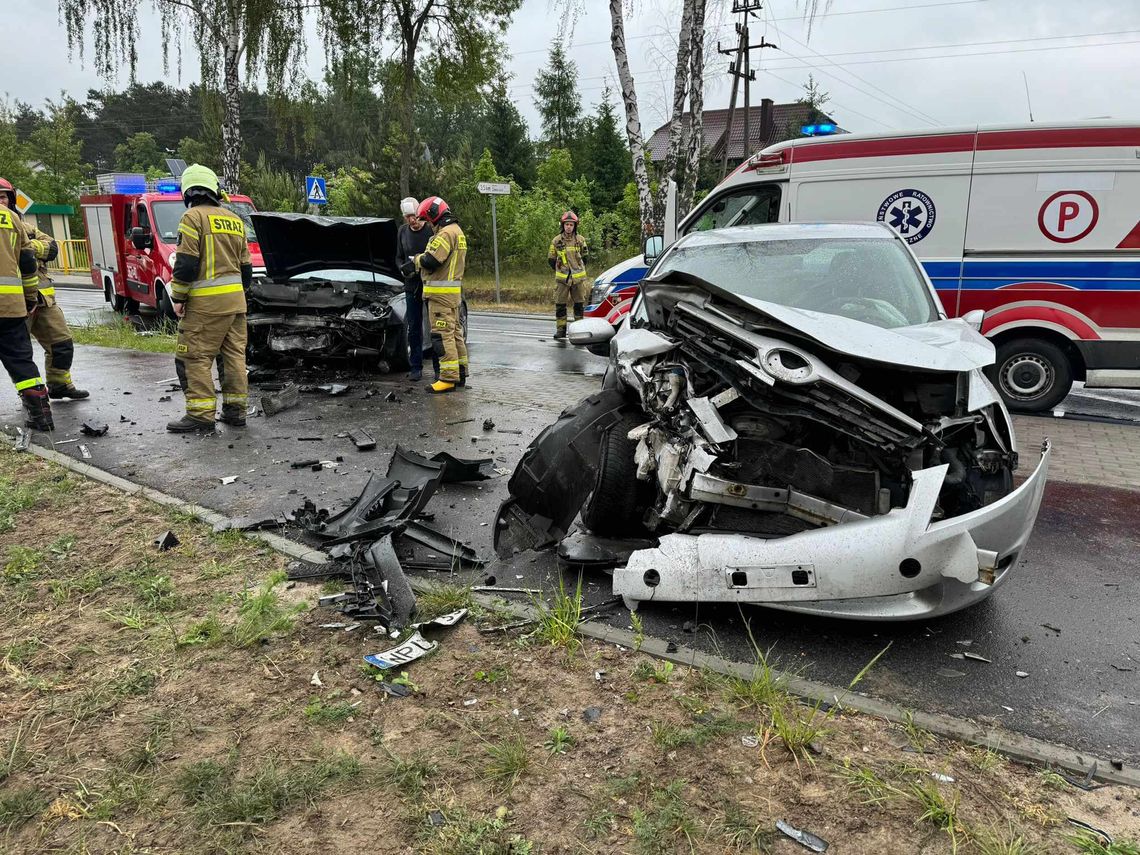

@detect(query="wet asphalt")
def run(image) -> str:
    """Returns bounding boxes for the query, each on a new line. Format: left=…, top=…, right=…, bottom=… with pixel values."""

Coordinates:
left=7, top=287, right=1138, bottom=766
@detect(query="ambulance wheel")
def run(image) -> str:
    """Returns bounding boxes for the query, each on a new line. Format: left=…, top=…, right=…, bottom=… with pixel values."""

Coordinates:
left=991, top=338, right=1072, bottom=413
left=104, top=277, right=125, bottom=313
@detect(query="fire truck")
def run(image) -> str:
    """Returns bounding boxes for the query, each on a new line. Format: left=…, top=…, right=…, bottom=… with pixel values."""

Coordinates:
left=586, top=121, right=1140, bottom=412
left=80, top=174, right=264, bottom=319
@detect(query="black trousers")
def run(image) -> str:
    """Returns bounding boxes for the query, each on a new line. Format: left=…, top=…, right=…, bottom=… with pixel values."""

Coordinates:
left=0, top=316, right=41, bottom=390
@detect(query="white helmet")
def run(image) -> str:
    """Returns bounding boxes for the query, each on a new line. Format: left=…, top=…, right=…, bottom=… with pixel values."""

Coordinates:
left=400, top=197, right=418, bottom=217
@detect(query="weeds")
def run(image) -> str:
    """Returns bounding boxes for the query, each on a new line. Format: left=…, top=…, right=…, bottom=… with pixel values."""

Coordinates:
left=3, top=546, right=45, bottom=584
left=583, top=808, right=616, bottom=839
left=380, top=748, right=438, bottom=799
left=631, top=779, right=697, bottom=855
left=177, top=753, right=361, bottom=827
left=485, top=734, right=530, bottom=792
left=1068, top=832, right=1140, bottom=855
left=544, top=726, right=573, bottom=755
left=631, top=611, right=645, bottom=652
left=911, top=779, right=962, bottom=850
left=473, top=666, right=509, bottom=684
left=70, top=665, right=157, bottom=721
left=528, top=573, right=582, bottom=653
left=972, top=822, right=1044, bottom=855
left=633, top=659, right=675, bottom=684
left=0, top=472, right=45, bottom=533
left=303, top=698, right=357, bottom=725
left=177, top=614, right=224, bottom=647
left=719, top=801, right=774, bottom=852
left=232, top=571, right=305, bottom=647
left=105, top=606, right=148, bottom=631
left=836, top=759, right=905, bottom=805
left=901, top=710, right=933, bottom=751
left=417, top=807, right=535, bottom=855
left=417, top=583, right=476, bottom=620
left=770, top=702, right=828, bottom=761
left=1, top=716, right=42, bottom=783
left=0, top=786, right=50, bottom=830
left=651, top=713, right=743, bottom=751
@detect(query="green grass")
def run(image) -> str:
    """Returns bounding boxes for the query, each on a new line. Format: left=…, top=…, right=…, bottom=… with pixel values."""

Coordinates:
left=303, top=698, right=357, bottom=725
left=177, top=614, right=224, bottom=647
left=1068, top=832, right=1140, bottom=855
left=633, top=660, right=675, bottom=684
left=71, top=318, right=178, bottom=353
left=232, top=570, right=305, bottom=647
left=0, top=786, right=50, bottom=831
left=718, top=801, right=775, bottom=853
left=770, top=701, right=828, bottom=761
left=528, top=574, right=583, bottom=654
left=543, top=726, right=573, bottom=755
left=417, top=807, right=536, bottom=855
left=972, top=822, right=1044, bottom=855
left=417, top=583, right=476, bottom=621
left=176, top=753, right=361, bottom=827
left=3, top=546, right=46, bottom=585
left=69, top=665, right=157, bottom=722
left=631, top=780, right=698, bottom=855
left=910, top=779, right=962, bottom=851
left=650, top=713, right=743, bottom=751
left=379, top=749, right=438, bottom=800
left=484, top=734, right=530, bottom=792
left=630, top=611, right=645, bottom=652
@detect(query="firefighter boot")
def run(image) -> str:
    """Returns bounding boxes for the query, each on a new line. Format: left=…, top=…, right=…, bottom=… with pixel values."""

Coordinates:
left=219, top=404, right=247, bottom=427
left=457, top=365, right=467, bottom=388
left=20, top=388, right=54, bottom=432
left=573, top=302, right=585, bottom=321
left=48, top=382, right=90, bottom=400
left=166, top=415, right=216, bottom=434
left=554, top=304, right=568, bottom=340
left=425, top=380, right=456, bottom=394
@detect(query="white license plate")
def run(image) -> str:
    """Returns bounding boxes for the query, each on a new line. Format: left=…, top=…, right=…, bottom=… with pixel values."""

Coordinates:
left=364, top=631, right=438, bottom=670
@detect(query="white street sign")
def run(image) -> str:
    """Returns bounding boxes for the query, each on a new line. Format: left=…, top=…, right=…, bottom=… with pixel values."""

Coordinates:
left=477, top=181, right=511, bottom=195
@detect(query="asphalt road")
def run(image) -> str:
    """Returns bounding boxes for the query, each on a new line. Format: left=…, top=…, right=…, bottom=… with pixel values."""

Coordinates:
left=9, top=286, right=1136, bottom=766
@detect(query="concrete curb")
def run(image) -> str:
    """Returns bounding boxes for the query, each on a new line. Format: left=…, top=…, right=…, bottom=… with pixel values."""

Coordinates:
left=470, top=310, right=552, bottom=321
left=14, top=436, right=1139, bottom=789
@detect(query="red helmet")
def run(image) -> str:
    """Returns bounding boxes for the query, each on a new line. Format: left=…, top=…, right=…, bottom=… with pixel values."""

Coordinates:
left=560, top=210, right=579, bottom=225
left=0, top=178, right=15, bottom=207
left=417, top=196, right=450, bottom=225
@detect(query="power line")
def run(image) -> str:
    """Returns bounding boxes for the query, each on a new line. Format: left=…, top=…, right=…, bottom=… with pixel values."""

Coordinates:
left=758, top=65, right=894, bottom=129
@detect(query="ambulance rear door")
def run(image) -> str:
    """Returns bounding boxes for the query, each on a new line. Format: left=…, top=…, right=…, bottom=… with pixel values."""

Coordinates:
left=787, top=130, right=976, bottom=315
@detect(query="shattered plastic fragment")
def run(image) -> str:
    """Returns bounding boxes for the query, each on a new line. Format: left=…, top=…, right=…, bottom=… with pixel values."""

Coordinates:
left=260, top=384, right=301, bottom=416
left=350, top=429, right=377, bottom=451
left=741, top=735, right=759, bottom=748
left=963, top=652, right=992, bottom=663
left=1015, top=670, right=1029, bottom=678
left=220, top=476, right=238, bottom=485
left=930, top=772, right=955, bottom=783
left=463, top=699, right=477, bottom=707
left=310, top=671, right=324, bottom=687
left=154, top=530, right=180, bottom=551
left=776, top=819, right=829, bottom=852
left=80, top=421, right=109, bottom=437
left=483, top=418, right=495, bottom=430
left=79, top=445, right=92, bottom=460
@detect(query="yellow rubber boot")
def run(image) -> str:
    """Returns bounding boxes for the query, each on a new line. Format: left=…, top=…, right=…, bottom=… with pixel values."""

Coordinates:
left=426, top=380, right=456, bottom=394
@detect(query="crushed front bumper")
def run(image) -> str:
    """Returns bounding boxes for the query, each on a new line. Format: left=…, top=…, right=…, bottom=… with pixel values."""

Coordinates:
left=612, top=441, right=1051, bottom=621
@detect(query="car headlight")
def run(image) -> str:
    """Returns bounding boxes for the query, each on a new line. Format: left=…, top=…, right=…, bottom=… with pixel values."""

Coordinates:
left=589, top=277, right=610, bottom=306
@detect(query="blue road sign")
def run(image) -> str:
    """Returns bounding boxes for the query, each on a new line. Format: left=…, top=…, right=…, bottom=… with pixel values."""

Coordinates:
left=305, top=175, right=328, bottom=205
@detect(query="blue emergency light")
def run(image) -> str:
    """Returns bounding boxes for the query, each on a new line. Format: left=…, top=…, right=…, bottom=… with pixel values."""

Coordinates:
left=155, top=179, right=181, bottom=194
left=801, top=123, right=838, bottom=136
left=111, top=174, right=147, bottom=194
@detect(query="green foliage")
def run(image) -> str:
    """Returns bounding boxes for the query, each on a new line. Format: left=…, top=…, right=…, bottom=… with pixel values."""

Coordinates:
left=631, top=780, right=697, bottom=854
left=418, top=807, right=535, bottom=855
left=1067, top=833, right=1140, bottom=855
left=380, top=748, right=437, bottom=799
left=534, top=43, right=582, bottom=149
left=544, top=726, right=573, bottom=755
left=584, top=89, right=633, bottom=211
left=303, top=698, right=357, bottom=725
left=114, top=132, right=169, bottom=173
left=0, top=786, right=49, bottom=831
left=232, top=571, right=306, bottom=647
left=241, top=153, right=307, bottom=213
left=528, top=573, right=583, bottom=654
left=484, top=734, right=530, bottom=791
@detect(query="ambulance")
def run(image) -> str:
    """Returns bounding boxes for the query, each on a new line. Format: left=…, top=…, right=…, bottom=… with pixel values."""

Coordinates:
left=586, top=121, right=1140, bottom=412
left=80, top=174, right=264, bottom=320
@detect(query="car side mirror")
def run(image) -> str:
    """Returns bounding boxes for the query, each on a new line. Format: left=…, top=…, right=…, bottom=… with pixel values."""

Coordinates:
left=130, top=226, right=153, bottom=250
left=962, top=309, right=985, bottom=331
left=568, top=317, right=616, bottom=347
left=642, top=234, right=664, bottom=263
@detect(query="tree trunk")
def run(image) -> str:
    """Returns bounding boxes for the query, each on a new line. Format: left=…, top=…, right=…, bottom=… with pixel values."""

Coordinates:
left=220, top=17, right=243, bottom=192
left=609, top=0, right=654, bottom=235
left=655, top=0, right=695, bottom=224
left=681, top=0, right=706, bottom=214
left=399, top=47, right=415, bottom=198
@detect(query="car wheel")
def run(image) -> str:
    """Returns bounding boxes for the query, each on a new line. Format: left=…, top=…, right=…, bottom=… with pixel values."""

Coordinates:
left=990, top=338, right=1073, bottom=413
left=155, top=281, right=177, bottom=323
left=581, top=412, right=646, bottom=536
left=382, top=324, right=410, bottom=372
left=105, top=277, right=126, bottom=312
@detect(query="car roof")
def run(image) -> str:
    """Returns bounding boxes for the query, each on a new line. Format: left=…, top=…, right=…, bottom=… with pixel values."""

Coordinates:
left=675, top=221, right=898, bottom=247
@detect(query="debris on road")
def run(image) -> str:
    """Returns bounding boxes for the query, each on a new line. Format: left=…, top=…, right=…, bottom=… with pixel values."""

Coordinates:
left=1066, top=818, right=1113, bottom=846
left=431, top=451, right=495, bottom=482
left=482, top=418, right=495, bottom=431
left=290, top=459, right=320, bottom=469
left=384, top=391, right=399, bottom=402
left=13, top=428, right=30, bottom=452
left=963, top=652, right=992, bottom=663
left=154, top=530, right=180, bottom=551
left=78, top=444, right=92, bottom=460
left=776, top=819, right=829, bottom=852
left=302, top=383, right=351, bottom=396
left=1015, top=670, right=1029, bottom=678
left=212, top=513, right=292, bottom=534
left=446, top=418, right=475, bottom=426
left=260, top=383, right=301, bottom=417
left=80, top=421, right=109, bottom=437
left=350, top=429, right=377, bottom=451
left=471, top=586, right=540, bottom=595
left=220, top=475, right=238, bottom=485
left=364, top=631, right=438, bottom=670
left=741, top=735, right=759, bottom=748
left=1058, top=763, right=1109, bottom=792
left=582, top=707, right=602, bottom=723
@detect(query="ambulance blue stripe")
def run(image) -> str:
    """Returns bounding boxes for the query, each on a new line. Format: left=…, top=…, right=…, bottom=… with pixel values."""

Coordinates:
left=959, top=278, right=1140, bottom=292
left=921, top=259, right=1140, bottom=291
left=612, top=266, right=649, bottom=284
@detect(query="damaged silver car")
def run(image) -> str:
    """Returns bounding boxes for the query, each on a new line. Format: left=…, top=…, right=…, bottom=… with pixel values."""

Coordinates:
left=496, top=223, right=1050, bottom=620
left=247, top=213, right=466, bottom=372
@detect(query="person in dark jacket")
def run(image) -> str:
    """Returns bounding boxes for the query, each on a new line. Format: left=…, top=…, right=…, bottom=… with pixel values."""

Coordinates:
left=397, top=197, right=435, bottom=381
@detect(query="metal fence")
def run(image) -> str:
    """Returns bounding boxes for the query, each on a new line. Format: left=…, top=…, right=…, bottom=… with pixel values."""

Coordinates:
left=46, top=240, right=90, bottom=275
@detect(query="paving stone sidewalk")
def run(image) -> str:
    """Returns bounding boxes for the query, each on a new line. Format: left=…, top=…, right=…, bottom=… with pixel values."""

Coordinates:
left=1013, top=415, right=1140, bottom=491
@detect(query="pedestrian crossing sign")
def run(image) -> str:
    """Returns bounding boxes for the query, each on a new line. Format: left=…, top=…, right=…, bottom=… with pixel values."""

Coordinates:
left=305, top=176, right=328, bottom=205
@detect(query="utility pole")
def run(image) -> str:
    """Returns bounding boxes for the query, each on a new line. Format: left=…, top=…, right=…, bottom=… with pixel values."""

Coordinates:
left=718, top=0, right=777, bottom=178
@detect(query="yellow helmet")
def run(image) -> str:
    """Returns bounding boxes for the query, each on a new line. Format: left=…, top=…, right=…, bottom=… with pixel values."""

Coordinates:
left=181, top=164, right=227, bottom=203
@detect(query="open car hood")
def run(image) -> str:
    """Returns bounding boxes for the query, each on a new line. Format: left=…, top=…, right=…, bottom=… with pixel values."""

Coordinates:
left=641, top=274, right=995, bottom=374
left=250, top=213, right=401, bottom=281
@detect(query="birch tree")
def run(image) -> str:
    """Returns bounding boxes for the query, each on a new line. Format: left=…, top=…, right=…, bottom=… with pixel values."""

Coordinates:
left=58, top=0, right=333, bottom=192
left=653, top=0, right=695, bottom=223
left=680, top=0, right=706, bottom=214
left=608, top=0, right=655, bottom=235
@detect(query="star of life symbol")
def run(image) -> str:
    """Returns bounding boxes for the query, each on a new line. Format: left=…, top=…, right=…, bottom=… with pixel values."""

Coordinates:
left=877, top=189, right=936, bottom=244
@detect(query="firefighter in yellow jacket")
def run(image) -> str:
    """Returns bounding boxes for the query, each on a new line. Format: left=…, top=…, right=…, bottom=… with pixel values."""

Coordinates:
left=414, top=196, right=468, bottom=394
left=167, top=164, right=252, bottom=433
left=0, top=177, right=53, bottom=431
left=548, top=211, right=589, bottom=339
left=0, top=188, right=91, bottom=401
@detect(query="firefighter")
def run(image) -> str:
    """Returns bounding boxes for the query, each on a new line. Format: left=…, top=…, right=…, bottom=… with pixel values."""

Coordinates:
left=413, top=196, right=468, bottom=394
left=0, top=177, right=53, bottom=431
left=0, top=186, right=90, bottom=401
left=396, top=197, right=436, bottom=381
left=548, top=211, right=589, bottom=339
left=166, top=164, right=252, bottom=433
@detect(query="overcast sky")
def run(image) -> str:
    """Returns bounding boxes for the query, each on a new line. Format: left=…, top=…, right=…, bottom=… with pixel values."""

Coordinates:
left=6, top=0, right=1140, bottom=139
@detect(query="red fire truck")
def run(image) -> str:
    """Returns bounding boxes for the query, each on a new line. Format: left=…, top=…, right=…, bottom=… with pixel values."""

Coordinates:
left=80, top=174, right=264, bottom=319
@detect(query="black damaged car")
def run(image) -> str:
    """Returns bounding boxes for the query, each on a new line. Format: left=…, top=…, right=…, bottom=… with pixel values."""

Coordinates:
left=246, top=212, right=467, bottom=372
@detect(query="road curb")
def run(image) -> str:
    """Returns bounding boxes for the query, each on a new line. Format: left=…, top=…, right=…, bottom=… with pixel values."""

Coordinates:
left=13, top=436, right=1139, bottom=789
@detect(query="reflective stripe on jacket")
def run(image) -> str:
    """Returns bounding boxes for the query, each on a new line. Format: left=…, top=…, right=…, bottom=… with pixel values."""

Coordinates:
left=0, top=209, right=37, bottom=318
left=549, top=232, right=588, bottom=281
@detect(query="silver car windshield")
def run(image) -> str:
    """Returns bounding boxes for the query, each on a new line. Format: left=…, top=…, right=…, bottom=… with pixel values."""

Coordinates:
left=654, top=235, right=940, bottom=329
